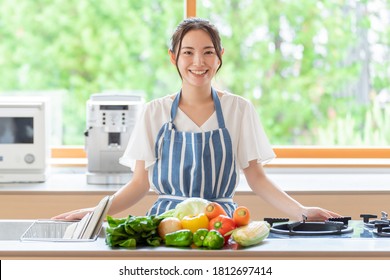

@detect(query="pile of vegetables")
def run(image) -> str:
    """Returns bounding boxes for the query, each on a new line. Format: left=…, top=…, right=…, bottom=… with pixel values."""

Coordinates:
left=105, top=198, right=270, bottom=249
left=105, top=215, right=164, bottom=247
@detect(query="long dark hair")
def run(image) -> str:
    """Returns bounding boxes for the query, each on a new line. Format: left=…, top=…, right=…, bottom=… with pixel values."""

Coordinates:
left=170, top=18, right=223, bottom=78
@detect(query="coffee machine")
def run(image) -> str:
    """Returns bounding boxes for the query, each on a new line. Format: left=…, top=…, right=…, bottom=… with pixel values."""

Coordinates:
left=85, top=92, right=143, bottom=184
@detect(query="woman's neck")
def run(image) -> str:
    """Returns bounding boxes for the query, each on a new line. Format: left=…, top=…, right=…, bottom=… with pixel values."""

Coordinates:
left=180, top=84, right=213, bottom=107
left=178, top=84, right=216, bottom=127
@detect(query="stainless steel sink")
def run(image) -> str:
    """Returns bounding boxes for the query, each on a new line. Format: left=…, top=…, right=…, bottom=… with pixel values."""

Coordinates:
left=0, top=220, right=33, bottom=240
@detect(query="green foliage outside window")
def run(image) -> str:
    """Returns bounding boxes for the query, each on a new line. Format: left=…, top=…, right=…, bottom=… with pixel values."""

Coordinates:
left=199, top=0, right=390, bottom=145
left=0, top=0, right=183, bottom=144
left=0, top=0, right=389, bottom=145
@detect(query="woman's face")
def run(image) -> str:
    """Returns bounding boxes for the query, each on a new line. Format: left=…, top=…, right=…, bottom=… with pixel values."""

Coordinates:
left=171, top=29, right=223, bottom=88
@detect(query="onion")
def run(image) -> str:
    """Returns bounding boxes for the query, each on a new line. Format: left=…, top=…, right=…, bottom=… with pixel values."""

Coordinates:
left=158, top=217, right=182, bottom=239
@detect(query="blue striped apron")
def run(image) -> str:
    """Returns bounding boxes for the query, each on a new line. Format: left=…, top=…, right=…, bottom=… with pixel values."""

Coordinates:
left=147, top=88, right=238, bottom=216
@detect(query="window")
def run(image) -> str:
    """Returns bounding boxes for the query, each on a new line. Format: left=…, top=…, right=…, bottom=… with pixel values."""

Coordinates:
left=197, top=0, right=390, bottom=146
left=1, top=0, right=389, bottom=147
left=0, top=0, right=183, bottom=144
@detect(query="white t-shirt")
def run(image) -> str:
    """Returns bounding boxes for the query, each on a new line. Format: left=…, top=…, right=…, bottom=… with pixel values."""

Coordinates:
left=120, top=91, right=276, bottom=171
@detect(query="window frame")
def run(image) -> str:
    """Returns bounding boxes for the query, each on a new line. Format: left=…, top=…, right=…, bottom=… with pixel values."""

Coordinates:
left=50, top=146, right=390, bottom=169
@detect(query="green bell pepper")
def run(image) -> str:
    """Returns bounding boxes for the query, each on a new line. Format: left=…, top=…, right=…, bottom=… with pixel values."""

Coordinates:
left=193, top=228, right=209, bottom=247
left=164, top=229, right=193, bottom=247
left=203, top=230, right=224, bottom=249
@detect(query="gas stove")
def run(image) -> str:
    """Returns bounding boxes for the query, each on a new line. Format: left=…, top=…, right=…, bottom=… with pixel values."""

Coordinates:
left=264, top=212, right=390, bottom=239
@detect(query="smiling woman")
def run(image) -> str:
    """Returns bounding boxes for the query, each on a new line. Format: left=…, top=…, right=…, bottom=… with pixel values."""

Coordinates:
left=47, top=16, right=344, bottom=227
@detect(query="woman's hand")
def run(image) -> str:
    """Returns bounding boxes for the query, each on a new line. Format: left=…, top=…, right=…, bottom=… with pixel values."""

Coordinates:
left=51, top=207, right=94, bottom=221
left=300, top=206, right=341, bottom=221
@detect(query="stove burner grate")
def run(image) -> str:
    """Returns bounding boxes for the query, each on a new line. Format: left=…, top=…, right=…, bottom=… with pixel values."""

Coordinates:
left=373, top=223, right=390, bottom=237
left=264, top=217, right=353, bottom=236
left=360, top=212, right=390, bottom=229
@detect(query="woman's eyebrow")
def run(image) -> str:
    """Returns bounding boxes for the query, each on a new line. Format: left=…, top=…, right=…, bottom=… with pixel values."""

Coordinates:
left=181, top=46, right=215, bottom=50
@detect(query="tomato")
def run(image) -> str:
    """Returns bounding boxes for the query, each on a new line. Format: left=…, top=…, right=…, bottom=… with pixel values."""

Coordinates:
left=181, top=213, right=210, bottom=233
left=209, top=215, right=237, bottom=243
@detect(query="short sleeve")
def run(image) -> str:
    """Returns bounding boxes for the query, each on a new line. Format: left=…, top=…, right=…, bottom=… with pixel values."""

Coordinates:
left=235, top=101, right=276, bottom=169
left=119, top=101, right=167, bottom=171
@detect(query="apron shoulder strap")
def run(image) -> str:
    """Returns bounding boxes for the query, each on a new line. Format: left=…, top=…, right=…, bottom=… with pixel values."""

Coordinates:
left=212, top=88, right=226, bottom=129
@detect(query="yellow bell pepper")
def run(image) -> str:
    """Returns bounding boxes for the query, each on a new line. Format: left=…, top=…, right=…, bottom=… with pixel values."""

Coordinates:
left=181, top=213, right=209, bottom=233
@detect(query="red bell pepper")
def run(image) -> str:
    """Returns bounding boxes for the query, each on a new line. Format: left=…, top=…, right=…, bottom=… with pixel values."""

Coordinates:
left=209, top=214, right=237, bottom=243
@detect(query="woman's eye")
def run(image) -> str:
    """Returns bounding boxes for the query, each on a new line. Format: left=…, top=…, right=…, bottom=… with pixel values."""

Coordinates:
left=182, top=51, right=192, bottom=55
left=205, top=51, right=215, bottom=55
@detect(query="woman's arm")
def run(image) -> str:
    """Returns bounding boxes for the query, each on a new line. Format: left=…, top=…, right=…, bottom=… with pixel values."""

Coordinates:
left=107, top=160, right=150, bottom=216
left=243, top=160, right=340, bottom=221
left=52, top=160, right=150, bottom=220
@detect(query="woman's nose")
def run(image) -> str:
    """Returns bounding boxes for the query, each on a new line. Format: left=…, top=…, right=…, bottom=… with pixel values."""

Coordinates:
left=192, top=53, right=204, bottom=65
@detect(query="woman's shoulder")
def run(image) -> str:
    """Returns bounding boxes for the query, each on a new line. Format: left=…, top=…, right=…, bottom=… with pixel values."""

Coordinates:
left=146, top=94, right=174, bottom=105
left=144, top=94, right=174, bottom=113
left=219, top=90, right=253, bottom=110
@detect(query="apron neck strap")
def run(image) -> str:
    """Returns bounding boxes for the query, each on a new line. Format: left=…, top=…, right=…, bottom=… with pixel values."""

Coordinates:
left=211, top=87, right=226, bottom=128
left=170, top=87, right=226, bottom=128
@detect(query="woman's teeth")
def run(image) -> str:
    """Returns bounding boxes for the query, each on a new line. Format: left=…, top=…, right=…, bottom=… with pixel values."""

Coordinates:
left=190, top=70, right=207, bottom=75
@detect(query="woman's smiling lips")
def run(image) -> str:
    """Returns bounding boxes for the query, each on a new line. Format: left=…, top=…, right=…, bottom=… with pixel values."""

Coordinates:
left=189, top=69, right=208, bottom=75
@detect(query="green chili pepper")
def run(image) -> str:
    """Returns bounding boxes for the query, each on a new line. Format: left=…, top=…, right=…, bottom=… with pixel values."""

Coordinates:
left=203, top=230, right=224, bottom=249
left=193, top=228, right=209, bottom=247
left=164, top=229, right=193, bottom=247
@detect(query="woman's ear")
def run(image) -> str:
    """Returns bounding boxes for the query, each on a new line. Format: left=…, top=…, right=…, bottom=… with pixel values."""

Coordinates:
left=168, top=49, right=176, bottom=65
left=218, top=48, right=225, bottom=65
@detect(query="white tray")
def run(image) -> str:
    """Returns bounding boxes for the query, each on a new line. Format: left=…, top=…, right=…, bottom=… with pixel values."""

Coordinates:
left=20, top=195, right=113, bottom=242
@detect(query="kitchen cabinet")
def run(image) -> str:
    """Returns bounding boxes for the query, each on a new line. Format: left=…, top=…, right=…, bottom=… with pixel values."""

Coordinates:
left=3, top=191, right=390, bottom=220
left=1, top=169, right=390, bottom=220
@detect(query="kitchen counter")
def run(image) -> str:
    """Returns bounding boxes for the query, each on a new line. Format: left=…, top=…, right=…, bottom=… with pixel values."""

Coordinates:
left=1, top=220, right=390, bottom=260
left=1, top=167, right=390, bottom=194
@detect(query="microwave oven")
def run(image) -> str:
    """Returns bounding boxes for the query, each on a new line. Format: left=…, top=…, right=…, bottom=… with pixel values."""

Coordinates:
left=0, top=97, right=50, bottom=182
